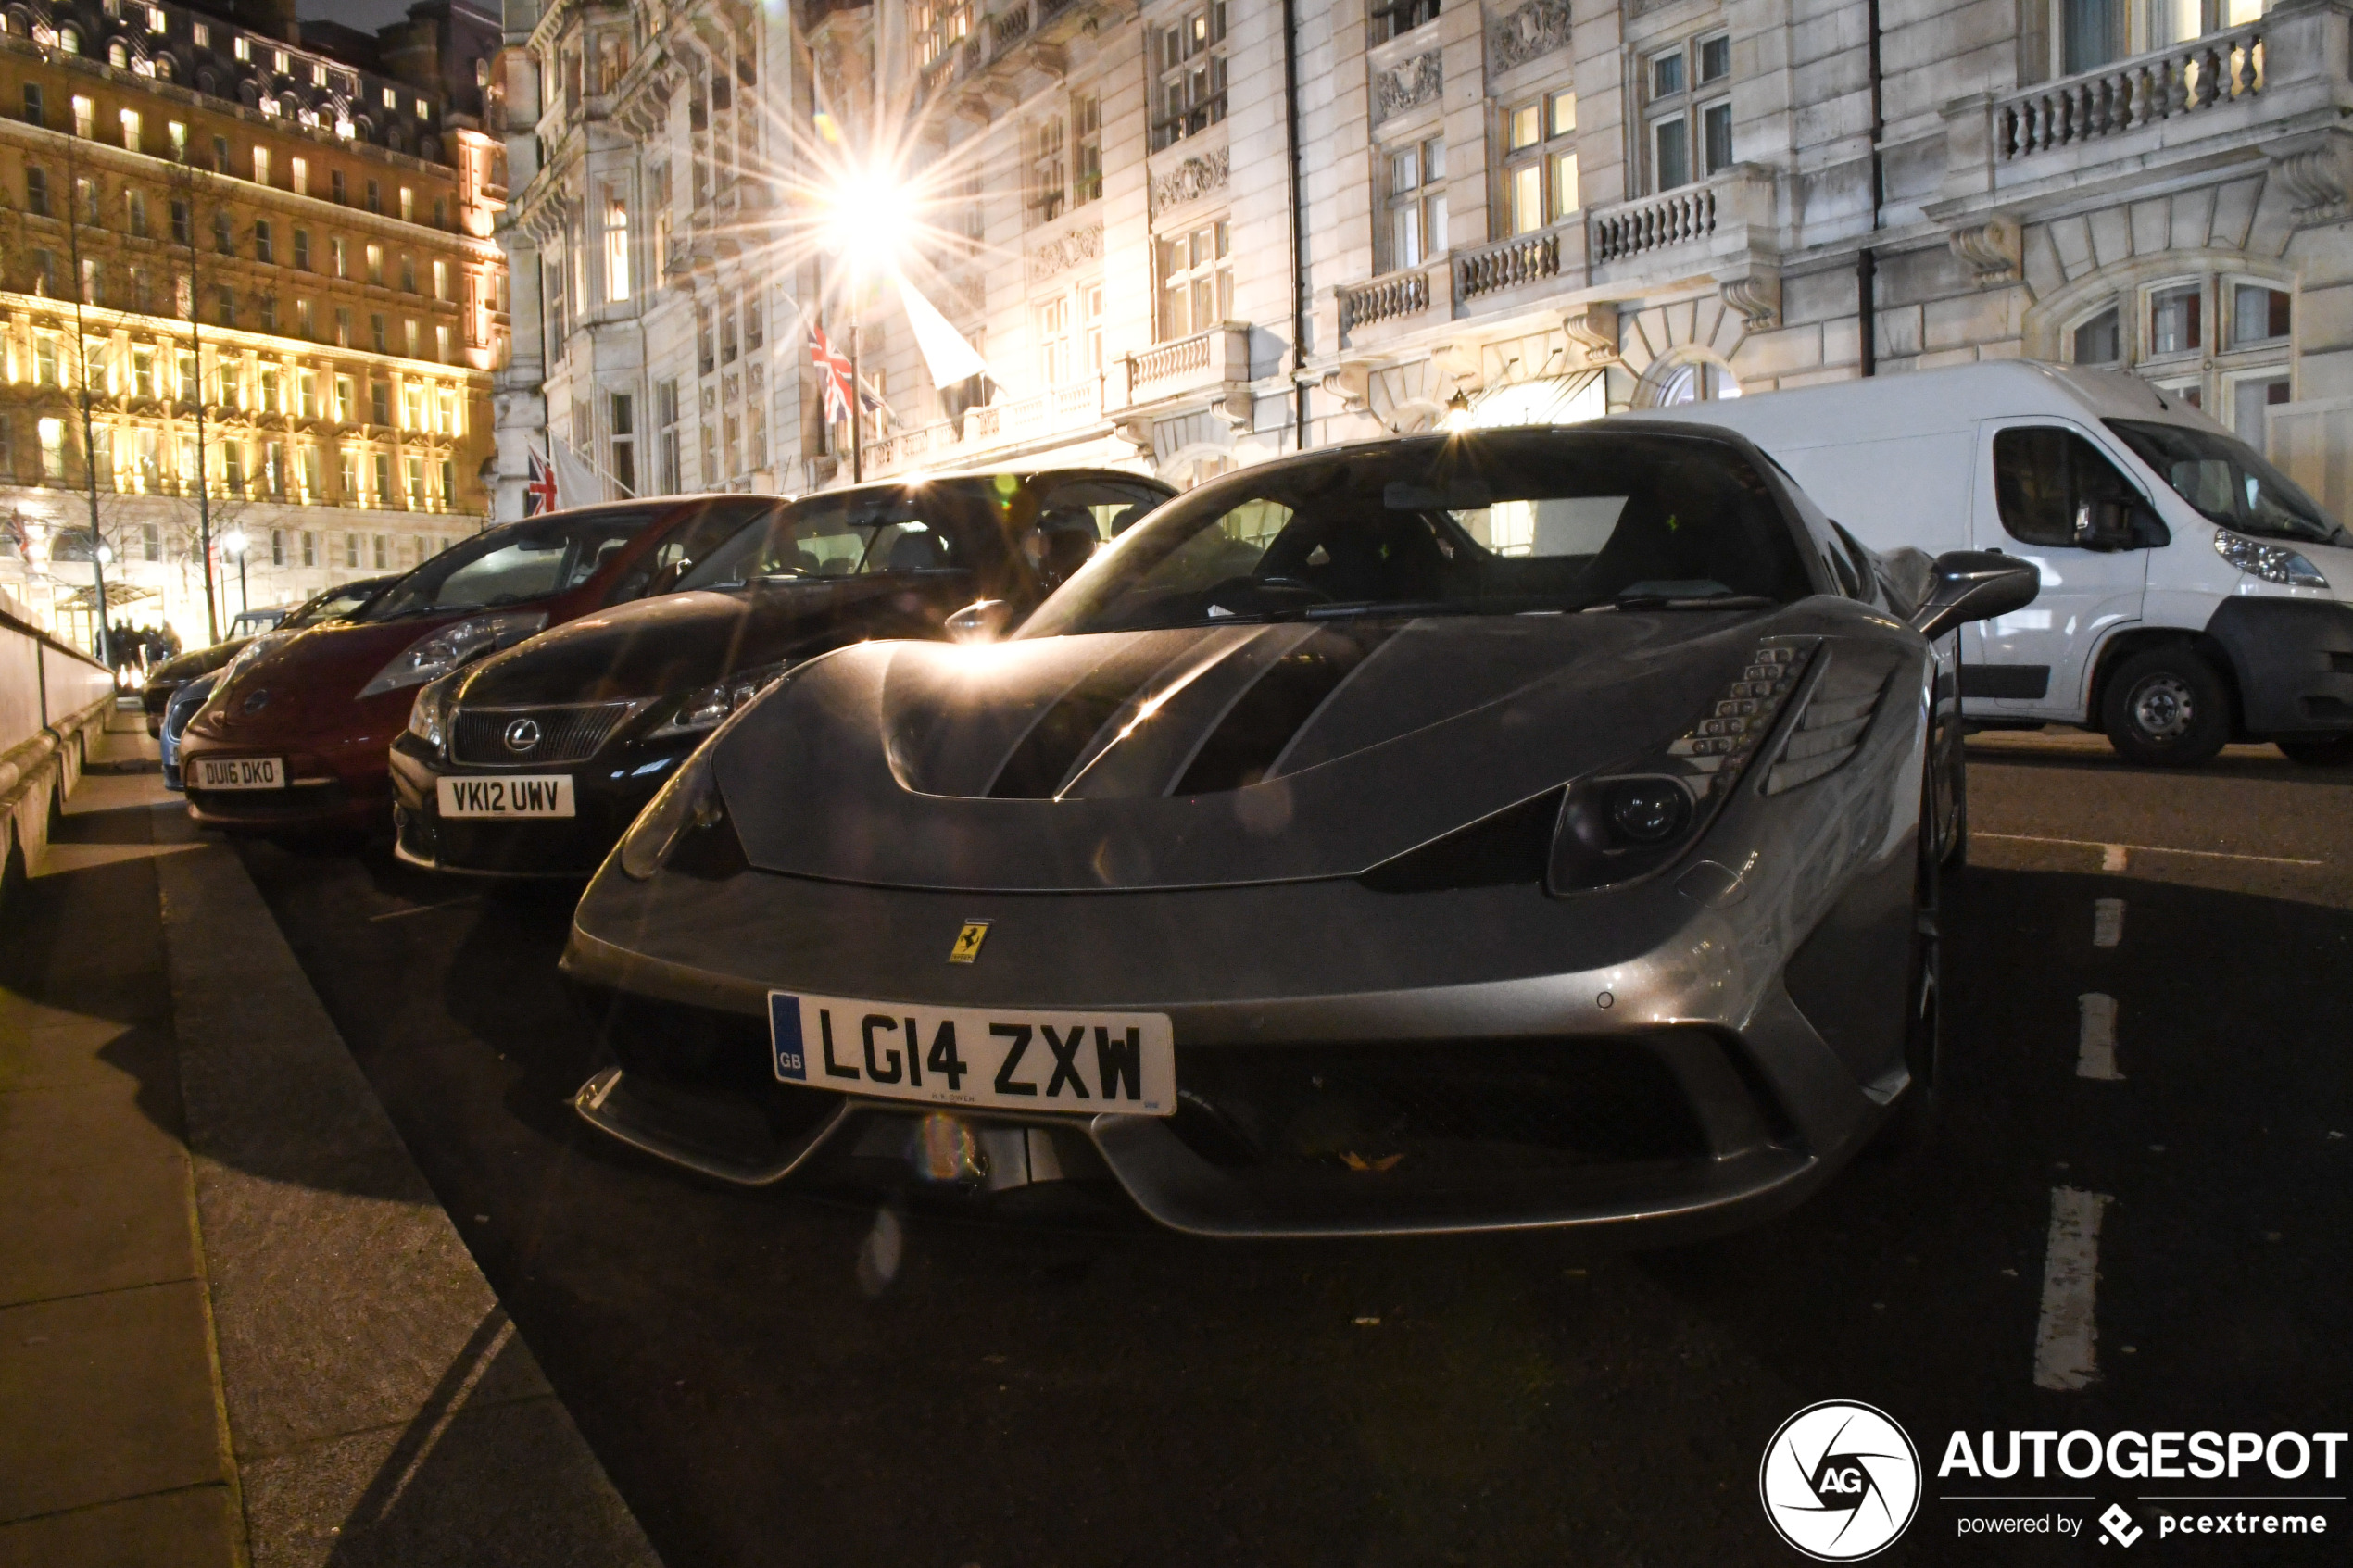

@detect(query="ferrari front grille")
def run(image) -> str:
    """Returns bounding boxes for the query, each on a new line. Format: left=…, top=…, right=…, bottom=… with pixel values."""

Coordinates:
left=450, top=701, right=635, bottom=766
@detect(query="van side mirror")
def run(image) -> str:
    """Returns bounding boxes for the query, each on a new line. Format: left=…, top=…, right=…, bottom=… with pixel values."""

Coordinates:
left=946, top=598, right=1014, bottom=644
left=1912, top=551, right=2041, bottom=641
left=2078, top=498, right=2171, bottom=552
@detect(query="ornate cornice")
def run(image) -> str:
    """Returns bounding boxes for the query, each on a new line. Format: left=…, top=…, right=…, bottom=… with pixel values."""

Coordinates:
left=1028, top=222, right=1102, bottom=282
left=1490, top=0, right=1571, bottom=73
left=1373, top=51, right=1441, bottom=124
left=1148, top=147, right=1228, bottom=219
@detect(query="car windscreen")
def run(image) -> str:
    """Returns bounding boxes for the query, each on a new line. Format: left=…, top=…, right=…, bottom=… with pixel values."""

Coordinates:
left=1019, top=431, right=1816, bottom=636
left=364, top=508, right=670, bottom=621
left=2107, top=420, right=2348, bottom=548
left=284, top=576, right=394, bottom=628
left=676, top=483, right=1000, bottom=590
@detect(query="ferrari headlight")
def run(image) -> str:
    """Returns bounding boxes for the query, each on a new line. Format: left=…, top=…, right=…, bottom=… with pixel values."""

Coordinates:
left=618, top=746, right=726, bottom=880
left=357, top=611, right=548, bottom=698
left=1549, top=637, right=1816, bottom=895
left=647, top=659, right=794, bottom=739
left=2215, top=529, right=2328, bottom=589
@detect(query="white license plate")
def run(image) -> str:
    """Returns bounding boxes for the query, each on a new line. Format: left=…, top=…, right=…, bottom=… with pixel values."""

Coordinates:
left=435, top=774, right=575, bottom=818
left=194, top=756, right=283, bottom=790
left=772, top=993, right=1176, bottom=1116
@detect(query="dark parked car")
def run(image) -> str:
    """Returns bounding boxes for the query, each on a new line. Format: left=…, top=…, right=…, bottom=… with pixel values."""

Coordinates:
left=388, top=468, right=1172, bottom=876
left=141, top=576, right=396, bottom=736
left=179, top=497, right=776, bottom=835
left=562, top=427, right=2036, bottom=1239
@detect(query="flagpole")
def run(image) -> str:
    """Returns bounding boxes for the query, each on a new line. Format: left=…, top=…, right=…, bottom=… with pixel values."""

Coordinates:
left=850, top=321, right=863, bottom=485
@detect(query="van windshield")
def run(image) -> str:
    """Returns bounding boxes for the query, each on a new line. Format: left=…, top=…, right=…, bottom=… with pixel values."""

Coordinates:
left=2107, top=420, right=2348, bottom=549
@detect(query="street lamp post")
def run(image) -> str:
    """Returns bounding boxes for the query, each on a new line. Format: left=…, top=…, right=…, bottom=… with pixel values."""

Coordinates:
left=221, top=527, right=248, bottom=620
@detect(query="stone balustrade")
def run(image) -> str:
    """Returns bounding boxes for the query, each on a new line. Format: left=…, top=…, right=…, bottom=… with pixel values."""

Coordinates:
left=1338, top=268, right=1432, bottom=337
left=1591, top=184, right=1718, bottom=265
left=1995, top=21, right=2265, bottom=161
left=1453, top=231, right=1560, bottom=303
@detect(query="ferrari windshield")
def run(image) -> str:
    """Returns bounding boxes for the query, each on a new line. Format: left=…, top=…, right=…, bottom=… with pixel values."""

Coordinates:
left=2106, top=420, right=2348, bottom=548
left=1021, top=430, right=1816, bottom=636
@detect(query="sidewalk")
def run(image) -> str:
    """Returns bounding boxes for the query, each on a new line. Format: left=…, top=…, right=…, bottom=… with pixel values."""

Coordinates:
left=0, top=713, right=658, bottom=1567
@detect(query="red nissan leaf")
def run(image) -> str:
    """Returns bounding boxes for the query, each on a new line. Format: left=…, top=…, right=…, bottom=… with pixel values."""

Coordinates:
left=179, top=495, right=782, bottom=835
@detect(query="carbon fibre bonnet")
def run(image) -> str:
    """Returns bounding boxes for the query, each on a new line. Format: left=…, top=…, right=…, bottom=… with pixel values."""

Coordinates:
left=712, top=611, right=1773, bottom=892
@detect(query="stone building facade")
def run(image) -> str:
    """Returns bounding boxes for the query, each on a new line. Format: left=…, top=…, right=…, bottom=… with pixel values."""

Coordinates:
left=496, top=0, right=2352, bottom=519
left=0, top=0, right=507, bottom=655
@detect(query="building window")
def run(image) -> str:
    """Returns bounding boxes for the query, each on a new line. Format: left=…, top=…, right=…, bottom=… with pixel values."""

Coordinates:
left=371, top=313, right=388, bottom=354
left=610, top=394, right=635, bottom=495
left=1031, top=114, right=1067, bottom=226
left=294, top=230, right=310, bottom=270
left=1152, top=3, right=1228, bottom=152
left=21, top=84, right=41, bottom=129
left=127, top=190, right=147, bottom=238
left=2066, top=272, right=2292, bottom=433
left=253, top=146, right=271, bottom=185
left=1644, top=353, right=1742, bottom=406
left=254, top=220, right=273, bottom=264
left=1039, top=294, right=1073, bottom=385
left=1646, top=33, right=1731, bottom=193
left=399, top=254, right=416, bottom=294
left=291, top=157, right=308, bottom=197
left=1373, top=0, right=1441, bottom=43
left=332, top=169, right=346, bottom=205
left=2149, top=282, right=2202, bottom=357
left=374, top=453, right=393, bottom=505
left=24, top=167, right=45, bottom=218
left=301, top=530, right=317, bottom=567
left=120, top=108, right=139, bottom=152
left=1502, top=91, right=1576, bottom=236
left=72, top=95, right=94, bottom=138
left=211, top=135, right=229, bottom=175
left=1075, top=95, right=1103, bottom=207
left=656, top=379, right=681, bottom=494
left=603, top=197, right=630, bottom=300
left=214, top=211, right=233, bottom=255
left=1385, top=137, right=1447, bottom=268
left=1155, top=220, right=1232, bottom=341
left=912, top=1, right=972, bottom=66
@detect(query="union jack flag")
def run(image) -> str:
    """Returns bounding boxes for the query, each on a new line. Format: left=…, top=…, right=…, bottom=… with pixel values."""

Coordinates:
left=523, top=448, right=559, bottom=515
left=809, top=322, right=856, bottom=426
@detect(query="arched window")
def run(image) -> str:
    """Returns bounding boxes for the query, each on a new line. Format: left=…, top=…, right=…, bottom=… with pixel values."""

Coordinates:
left=1641, top=352, right=1742, bottom=408
left=107, top=41, right=127, bottom=69
left=58, top=25, right=81, bottom=54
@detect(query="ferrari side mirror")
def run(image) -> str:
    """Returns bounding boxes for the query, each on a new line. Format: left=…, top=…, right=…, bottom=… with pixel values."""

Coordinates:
left=1913, top=551, right=2041, bottom=641
left=947, top=598, right=1013, bottom=644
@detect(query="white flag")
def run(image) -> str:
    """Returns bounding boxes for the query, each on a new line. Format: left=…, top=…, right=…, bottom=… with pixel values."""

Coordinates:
left=550, top=435, right=612, bottom=503
left=895, top=274, right=991, bottom=390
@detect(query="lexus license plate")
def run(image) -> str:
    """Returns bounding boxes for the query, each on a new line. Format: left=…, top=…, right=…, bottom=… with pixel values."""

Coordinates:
left=435, top=774, right=575, bottom=818
left=193, top=756, right=283, bottom=790
left=771, top=993, right=1176, bottom=1116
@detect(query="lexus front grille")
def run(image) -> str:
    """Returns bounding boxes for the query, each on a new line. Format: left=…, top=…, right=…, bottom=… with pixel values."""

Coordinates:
left=450, top=702, right=636, bottom=766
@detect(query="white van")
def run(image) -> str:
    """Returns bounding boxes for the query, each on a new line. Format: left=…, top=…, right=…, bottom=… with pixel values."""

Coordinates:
left=1624, top=361, right=2353, bottom=766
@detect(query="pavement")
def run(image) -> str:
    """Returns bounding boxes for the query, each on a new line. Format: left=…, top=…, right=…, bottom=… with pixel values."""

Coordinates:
left=9, top=716, right=2350, bottom=1565
left=0, top=710, right=658, bottom=1568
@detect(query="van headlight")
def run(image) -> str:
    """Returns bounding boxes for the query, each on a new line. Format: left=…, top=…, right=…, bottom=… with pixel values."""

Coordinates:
left=358, top=611, right=548, bottom=698
left=2215, top=530, right=2328, bottom=589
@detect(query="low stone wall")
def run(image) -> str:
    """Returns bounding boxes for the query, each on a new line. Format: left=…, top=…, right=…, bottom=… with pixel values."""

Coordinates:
left=0, top=600, right=114, bottom=896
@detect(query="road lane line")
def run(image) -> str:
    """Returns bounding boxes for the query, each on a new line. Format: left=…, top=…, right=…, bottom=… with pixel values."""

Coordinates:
left=2078, top=994, right=2122, bottom=1080
left=2093, top=898, right=2124, bottom=947
left=2033, top=1186, right=2112, bottom=1391
left=368, top=896, right=481, bottom=922
left=1981, top=832, right=2322, bottom=868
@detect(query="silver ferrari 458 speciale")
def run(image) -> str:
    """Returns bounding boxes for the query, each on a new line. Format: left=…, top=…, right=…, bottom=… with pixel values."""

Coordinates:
left=561, top=425, right=2036, bottom=1239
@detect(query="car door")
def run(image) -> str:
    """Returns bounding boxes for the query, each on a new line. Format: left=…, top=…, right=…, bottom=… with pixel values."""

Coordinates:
left=1968, top=420, right=2158, bottom=721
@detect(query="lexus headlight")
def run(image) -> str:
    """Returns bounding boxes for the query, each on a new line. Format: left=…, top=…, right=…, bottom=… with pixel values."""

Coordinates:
left=2215, top=530, right=2328, bottom=589
left=618, top=746, right=727, bottom=880
left=405, top=671, right=459, bottom=753
left=357, top=611, right=548, bottom=698
left=648, top=659, right=793, bottom=739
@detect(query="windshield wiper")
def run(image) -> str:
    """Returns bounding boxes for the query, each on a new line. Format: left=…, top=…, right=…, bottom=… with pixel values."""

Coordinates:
left=1604, top=591, right=1775, bottom=611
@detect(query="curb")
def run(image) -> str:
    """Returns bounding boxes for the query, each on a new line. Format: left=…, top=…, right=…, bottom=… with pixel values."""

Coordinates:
left=153, top=823, right=663, bottom=1567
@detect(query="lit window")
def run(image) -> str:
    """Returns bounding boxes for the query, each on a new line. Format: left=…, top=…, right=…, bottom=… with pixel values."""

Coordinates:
left=1384, top=137, right=1446, bottom=269
left=1155, top=220, right=1232, bottom=342
left=1501, top=91, right=1576, bottom=236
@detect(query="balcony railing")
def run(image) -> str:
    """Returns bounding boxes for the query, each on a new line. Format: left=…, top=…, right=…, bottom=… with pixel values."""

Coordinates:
left=861, top=379, right=1104, bottom=479
left=1454, top=231, right=1560, bottom=302
left=1995, top=21, right=2264, bottom=162
left=1123, top=323, right=1250, bottom=402
left=1339, top=268, right=1432, bottom=337
left=1592, top=185, right=1718, bottom=264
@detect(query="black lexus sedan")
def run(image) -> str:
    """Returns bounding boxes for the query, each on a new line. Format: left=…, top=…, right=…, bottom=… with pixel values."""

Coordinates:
left=387, top=467, right=1172, bottom=877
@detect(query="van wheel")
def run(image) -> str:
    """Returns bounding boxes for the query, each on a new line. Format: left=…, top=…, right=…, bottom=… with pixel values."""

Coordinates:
left=2101, top=647, right=2230, bottom=767
left=2278, top=736, right=2353, bottom=767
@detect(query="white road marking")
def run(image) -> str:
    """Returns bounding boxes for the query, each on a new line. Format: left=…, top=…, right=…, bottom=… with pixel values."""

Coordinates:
left=2078, top=994, right=2123, bottom=1080
left=1981, top=832, right=2322, bottom=868
left=368, top=897, right=481, bottom=922
left=2093, top=898, right=2125, bottom=947
left=2033, top=1186, right=2112, bottom=1391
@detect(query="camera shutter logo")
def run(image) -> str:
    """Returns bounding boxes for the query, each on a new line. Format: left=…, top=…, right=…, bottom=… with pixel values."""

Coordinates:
left=1758, top=1400, right=1921, bottom=1561
left=502, top=717, right=541, bottom=754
